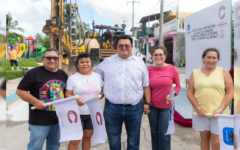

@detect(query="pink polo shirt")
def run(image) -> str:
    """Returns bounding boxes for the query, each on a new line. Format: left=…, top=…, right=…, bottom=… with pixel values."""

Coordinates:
left=148, top=65, right=181, bottom=108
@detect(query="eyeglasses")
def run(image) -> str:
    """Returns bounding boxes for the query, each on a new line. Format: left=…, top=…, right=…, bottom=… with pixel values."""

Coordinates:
left=153, top=54, right=165, bottom=57
left=43, top=57, right=59, bottom=61
left=117, top=45, right=131, bottom=49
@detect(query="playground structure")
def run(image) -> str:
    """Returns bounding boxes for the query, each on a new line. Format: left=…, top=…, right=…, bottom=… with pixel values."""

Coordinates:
left=6, top=36, right=47, bottom=59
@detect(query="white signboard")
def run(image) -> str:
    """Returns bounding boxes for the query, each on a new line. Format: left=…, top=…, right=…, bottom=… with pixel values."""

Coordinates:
left=185, top=0, right=232, bottom=80
left=235, top=0, right=240, bottom=66
left=154, top=18, right=185, bottom=36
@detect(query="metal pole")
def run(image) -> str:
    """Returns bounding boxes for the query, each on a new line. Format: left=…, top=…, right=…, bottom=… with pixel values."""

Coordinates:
left=132, top=1, right=134, bottom=36
left=177, top=0, right=179, bottom=18
left=88, top=24, right=90, bottom=38
left=159, top=0, right=164, bottom=46
left=127, top=1, right=140, bottom=36
left=70, top=0, right=72, bottom=55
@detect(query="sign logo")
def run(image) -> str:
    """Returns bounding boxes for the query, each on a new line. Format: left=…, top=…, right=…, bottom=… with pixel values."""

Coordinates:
left=187, top=23, right=191, bottom=31
left=219, top=6, right=226, bottom=20
left=67, top=110, right=78, bottom=124
left=96, top=112, right=102, bottom=125
left=223, top=127, right=234, bottom=146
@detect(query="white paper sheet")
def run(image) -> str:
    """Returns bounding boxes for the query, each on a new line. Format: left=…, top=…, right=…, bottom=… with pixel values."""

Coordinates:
left=84, top=98, right=106, bottom=143
left=218, top=115, right=234, bottom=150
left=54, top=97, right=83, bottom=142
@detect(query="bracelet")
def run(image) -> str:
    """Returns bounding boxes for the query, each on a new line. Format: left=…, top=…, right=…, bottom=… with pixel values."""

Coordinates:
left=197, top=107, right=201, bottom=113
left=145, top=102, right=152, bottom=106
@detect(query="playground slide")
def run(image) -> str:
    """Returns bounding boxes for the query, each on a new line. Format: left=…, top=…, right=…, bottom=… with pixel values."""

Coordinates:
left=18, top=44, right=26, bottom=58
left=37, top=47, right=47, bottom=56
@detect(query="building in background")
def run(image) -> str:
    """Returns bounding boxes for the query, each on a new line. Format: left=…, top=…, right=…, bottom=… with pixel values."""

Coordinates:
left=139, top=12, right=192, bottom=66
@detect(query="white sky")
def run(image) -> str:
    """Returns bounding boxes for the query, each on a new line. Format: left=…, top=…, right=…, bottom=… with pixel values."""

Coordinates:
left=2, top=0, right=225, bottom=38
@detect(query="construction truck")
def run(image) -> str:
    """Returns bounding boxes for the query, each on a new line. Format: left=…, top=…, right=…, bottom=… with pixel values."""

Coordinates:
left=42, top=0, right=101, bottom=74
left=90, top=21, right=126, bottom=61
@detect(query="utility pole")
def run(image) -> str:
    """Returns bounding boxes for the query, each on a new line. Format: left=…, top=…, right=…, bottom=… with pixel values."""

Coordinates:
left=176, top=0, right=179, bottom=18
left=127, top=1, right=140, bottom=36
left=159, top=0, right=164, bottom=46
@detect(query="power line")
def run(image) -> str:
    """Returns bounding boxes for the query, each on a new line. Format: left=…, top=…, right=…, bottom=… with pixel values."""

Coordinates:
left=146, top=0, right=160, bottom=15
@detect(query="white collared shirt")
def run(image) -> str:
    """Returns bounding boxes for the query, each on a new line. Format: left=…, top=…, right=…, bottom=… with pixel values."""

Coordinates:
left=94, top=54, right=149, bottom=105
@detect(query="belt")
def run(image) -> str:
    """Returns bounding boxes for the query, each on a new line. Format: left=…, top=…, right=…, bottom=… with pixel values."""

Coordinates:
left=116, top=104, right=132, bottom=106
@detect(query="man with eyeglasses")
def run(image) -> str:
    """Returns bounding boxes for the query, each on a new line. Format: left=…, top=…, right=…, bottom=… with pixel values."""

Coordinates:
left=94, top=35, right=151, bottom=150
left=16, top=48, right=68, bottom=150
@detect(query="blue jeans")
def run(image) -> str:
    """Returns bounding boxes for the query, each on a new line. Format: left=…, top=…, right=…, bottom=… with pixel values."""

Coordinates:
left=148, top=106, right=171, bottom=150
left=104, top=99, right=143, bottom=150
left=27, top=124, right=60, bottom=150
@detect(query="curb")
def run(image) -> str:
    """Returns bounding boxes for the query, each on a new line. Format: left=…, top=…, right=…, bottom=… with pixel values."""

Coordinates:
left=6, top=93, right=19, bottom=105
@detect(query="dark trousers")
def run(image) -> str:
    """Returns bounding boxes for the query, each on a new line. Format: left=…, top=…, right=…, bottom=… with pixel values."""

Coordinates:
left=10, top=60, right=18, bottom=67
left=148, top=106, right=171, bottom=150
left=104, top=99, right=143, bottom=150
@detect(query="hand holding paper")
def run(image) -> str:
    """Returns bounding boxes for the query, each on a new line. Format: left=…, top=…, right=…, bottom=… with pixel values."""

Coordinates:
left=197, top=108, right=207, bottom=118
left=34, top=100, right=46, bottom=110
left=166, top=84, right=176, bottom=104
left=76, top=98, right=85, bottom=106
left=31, top=95, right=79, bottom=110
left=165, top=84, right=176, bottom=135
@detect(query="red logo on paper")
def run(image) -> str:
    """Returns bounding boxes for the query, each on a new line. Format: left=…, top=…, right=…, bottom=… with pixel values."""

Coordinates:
left=96, top=112, right=102, bottom=125
left=67, top=110, right=78, bottom=124
left=219, top=6, right=226, bottom=20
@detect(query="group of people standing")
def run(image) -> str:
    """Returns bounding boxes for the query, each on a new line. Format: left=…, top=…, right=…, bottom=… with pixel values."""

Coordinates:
left=16, top=35, right=233, bottom=150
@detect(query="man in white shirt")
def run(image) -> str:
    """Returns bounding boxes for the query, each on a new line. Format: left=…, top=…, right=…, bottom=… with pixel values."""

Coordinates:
left=94, top=35, right=151, bottom=150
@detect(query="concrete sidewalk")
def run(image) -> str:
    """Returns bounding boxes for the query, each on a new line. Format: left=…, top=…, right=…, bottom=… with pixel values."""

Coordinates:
left=7, top=97, right=200, bottom=150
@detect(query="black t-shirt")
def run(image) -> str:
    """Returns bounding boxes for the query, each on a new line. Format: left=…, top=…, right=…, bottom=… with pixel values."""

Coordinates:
left=0, top=79, right=6, bottom=90
left=17, top=66, right=68, bottom=125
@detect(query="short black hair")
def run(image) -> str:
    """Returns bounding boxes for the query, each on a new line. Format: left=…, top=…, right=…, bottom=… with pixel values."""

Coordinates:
left=116, top=35, right=133, bottom=45
left=42, top=48, right=59, bottom=57
left=202, top=48, right=220, bottom=60
left=75, top=53, right=91, bottom=70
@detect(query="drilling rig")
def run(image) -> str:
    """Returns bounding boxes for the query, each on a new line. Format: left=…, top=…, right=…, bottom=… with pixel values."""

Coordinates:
left=42, top=0, right=100, bottom=74
left=90, top=21, right=126, bottom=61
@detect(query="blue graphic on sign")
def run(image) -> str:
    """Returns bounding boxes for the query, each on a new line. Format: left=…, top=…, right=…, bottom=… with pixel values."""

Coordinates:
left=223, top=127, right=234, bottom=146
left=187, top=24, right=191, bottom=31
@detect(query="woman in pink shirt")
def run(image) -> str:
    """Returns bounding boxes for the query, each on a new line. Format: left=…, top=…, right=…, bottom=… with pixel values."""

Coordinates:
left=148, top=46, right=181, bottom=150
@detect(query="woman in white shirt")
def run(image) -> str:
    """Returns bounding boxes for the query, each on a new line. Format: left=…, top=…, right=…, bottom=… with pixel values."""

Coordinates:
left=65, top=53, right=104, bottom=150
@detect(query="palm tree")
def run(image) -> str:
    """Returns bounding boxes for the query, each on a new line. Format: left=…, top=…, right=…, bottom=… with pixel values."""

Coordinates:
left=6, top=12, right=24, bottom=36
left=35, top=33, right=42, bottom=42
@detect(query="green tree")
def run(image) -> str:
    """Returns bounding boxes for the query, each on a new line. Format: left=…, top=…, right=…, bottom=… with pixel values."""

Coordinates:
left=7, top=32, right=24, bottom=45
left=35, top=33, right=43, bottom=42
left=39, top=35, right=50, bottom=48
left=6, top=12, right=24, bottom=37
left=76, top=22, right=90, bottom=39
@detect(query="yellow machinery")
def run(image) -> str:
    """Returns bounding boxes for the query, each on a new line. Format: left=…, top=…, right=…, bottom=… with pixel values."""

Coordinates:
left=90, top=22, right=126, bottom=61
left=42, top=0, right=100, bottom=74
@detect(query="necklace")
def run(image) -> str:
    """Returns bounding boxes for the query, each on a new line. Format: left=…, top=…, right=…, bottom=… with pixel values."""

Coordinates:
left=78, top=71, right=92, bottom=82
left=85, top=75, right=91, bottom=82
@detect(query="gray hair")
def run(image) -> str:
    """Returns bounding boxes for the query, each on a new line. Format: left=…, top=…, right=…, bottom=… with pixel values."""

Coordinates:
left=42, top=48, right=59, bottom=57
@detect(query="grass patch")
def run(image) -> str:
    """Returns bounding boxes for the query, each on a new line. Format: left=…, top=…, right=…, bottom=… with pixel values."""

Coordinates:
left=2, top=58, right=40, bottom=71
left=6, top=71, right=25, bottom=81
left=3, top=58, right=41, bottom=81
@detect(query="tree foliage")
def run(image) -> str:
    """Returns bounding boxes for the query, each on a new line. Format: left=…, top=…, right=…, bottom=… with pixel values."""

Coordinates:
left=35, top=33, right=50, bottom=48
left=7, top=32, right=24, bottom=45
left=6, top=12, right=24, bottom=37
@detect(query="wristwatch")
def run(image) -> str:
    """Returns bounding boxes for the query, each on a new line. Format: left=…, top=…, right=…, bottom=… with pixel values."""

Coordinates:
left=145, top=102, right=152, bottom=106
